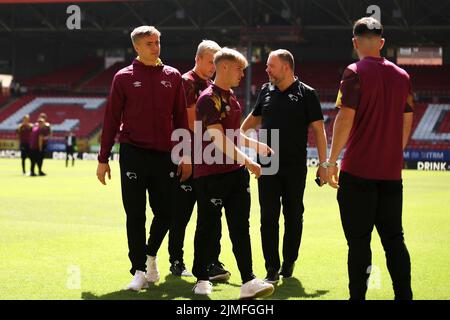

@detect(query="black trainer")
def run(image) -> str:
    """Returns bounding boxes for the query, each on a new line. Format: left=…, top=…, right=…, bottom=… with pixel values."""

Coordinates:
left=264, top=268, right=280, bottom=284
left=170, top=260, right=193, bottom=277
left=207, top=262, right=231, bottom=282
left=280, top=262, right=295, bottom=278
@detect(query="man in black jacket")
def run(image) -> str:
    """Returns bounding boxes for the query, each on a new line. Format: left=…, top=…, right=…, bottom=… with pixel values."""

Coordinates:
left=65, top=131, right=77, bottom=167
left=241, top=49, right=328, bottom=283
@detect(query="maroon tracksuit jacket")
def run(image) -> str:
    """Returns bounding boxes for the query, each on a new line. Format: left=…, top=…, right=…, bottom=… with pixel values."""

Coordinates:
left=98, top=59, right=189, bottom=163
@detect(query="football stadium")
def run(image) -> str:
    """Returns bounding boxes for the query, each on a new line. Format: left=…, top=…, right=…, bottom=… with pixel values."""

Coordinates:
left=0, top=0, right=449, bottom=303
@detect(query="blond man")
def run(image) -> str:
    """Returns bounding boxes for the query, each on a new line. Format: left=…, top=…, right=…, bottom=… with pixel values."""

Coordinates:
left=168, top=40, right=232, bottom=281
left=96, top=26, right=191, bottom=291
left=191, top=48, right=274, bottom=299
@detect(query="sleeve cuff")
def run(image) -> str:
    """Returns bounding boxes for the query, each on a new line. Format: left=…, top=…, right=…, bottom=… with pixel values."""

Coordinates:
left=97, top=155, right=110, bottom=164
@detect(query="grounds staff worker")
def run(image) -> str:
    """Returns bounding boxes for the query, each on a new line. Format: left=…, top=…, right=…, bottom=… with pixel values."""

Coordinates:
left=241, top=49, right=328, bottom=283
left=96, top=26, right=191, bottom=291
left=327, top=17, right=414, bottom=300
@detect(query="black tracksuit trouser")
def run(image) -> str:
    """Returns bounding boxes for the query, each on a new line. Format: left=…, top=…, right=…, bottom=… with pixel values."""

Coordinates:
left=119, top=143, right=176, bottom=275
left=258, top=166, right=307, bottom=272
left=337, top=171, right=413, bottom=300
left=169, top=175, right=222, bottom=265
left=192, top=167, right=255, bottom=284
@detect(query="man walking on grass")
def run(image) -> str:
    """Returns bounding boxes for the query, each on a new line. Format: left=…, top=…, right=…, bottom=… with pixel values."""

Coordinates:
left=96, top=26, right=191, bottom=291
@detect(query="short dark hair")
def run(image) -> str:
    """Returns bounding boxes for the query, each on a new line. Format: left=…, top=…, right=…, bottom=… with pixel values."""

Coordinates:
left=270, top=49, right=295, bottom=70
left=353, top=17, right=383, bottom=37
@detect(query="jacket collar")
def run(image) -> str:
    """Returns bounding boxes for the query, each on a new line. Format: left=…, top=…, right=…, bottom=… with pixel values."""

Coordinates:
left=268, top=76, right=303, bottom=97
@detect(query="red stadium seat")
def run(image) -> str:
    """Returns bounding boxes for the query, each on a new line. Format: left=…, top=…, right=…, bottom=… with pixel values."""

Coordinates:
left=81, top=61, right=128, bottom=93
left=0, top=95, right=105, bottom=140
left=20, top=58, right=102, bottom=92
left=306, top=102, right=449, bottom=151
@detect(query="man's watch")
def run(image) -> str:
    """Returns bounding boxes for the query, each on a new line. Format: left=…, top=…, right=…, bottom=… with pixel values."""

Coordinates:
left=319, top=161, right=337, bottom=168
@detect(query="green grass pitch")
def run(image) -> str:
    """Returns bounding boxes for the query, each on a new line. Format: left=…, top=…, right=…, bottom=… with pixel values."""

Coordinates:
left=0, top=158, right=449, bottom=300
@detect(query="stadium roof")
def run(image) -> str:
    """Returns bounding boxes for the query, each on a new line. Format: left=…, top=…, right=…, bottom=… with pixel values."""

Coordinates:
left=0, top=0, right=449, bottom=46
left=0, top=0, right=124, bottom=3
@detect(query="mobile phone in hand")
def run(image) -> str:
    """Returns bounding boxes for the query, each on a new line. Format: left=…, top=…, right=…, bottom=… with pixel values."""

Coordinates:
left=315, top=177, right=321, bottom=187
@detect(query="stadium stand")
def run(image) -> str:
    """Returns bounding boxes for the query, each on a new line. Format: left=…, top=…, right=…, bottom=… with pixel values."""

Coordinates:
left=438, top=110, right=450, bottom=133
left=404, top=65, right=450, bottom=94
left=4, top=97, right=444, bottom=153
left=410, top=103, right=450, bottom=150
left=0, top=95, right=9, bottom=108
left=0, top=0, right=447, bottom=159
left=18, top=58, right=450, bottom=101
left=306, top=102, right=449, bottom=150
left=1, top=80, right=448, bottom=153
left=0, top=95, right=106, bottom=144
left=81, top=61, right=128, bottom=94
left=20, top=57, right=103, bottom=92
left=249, top=62, right=450, bottom=100
left=81, top=60, right=193, bottom=94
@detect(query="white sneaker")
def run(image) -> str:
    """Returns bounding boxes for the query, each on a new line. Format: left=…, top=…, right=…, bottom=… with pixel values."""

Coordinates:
left=125, top=270, right=149, bottom=291
left=239, top=278, right=274, bottom=300
left=145, top=255, right=160, bottom=283
left=181, top=269, right=194, bottom=277
left=193, top=280, right=213, bottom=295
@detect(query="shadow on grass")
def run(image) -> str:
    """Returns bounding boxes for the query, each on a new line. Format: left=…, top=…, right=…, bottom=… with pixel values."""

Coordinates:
left=82, top=275, right=328, bottom=301
left=267, top=277, right=329, bottom=300
left=82, top=274, right=210, bottom=300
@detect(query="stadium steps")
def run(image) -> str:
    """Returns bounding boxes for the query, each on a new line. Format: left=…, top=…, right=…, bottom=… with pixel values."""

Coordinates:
left=0, top=95, right=12, bottom=110
left=20, top=57, right=103, bottom=93
left=80, top=61, right=128, bottom=94
left=73, top=63, right=106, bottom=93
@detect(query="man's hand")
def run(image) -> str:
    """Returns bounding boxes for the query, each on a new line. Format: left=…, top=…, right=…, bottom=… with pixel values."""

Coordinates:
left=97, top=163, right=111, bottom=185
left=177, top=156, right=192, bottom=182
left=327, top=166, right=339, bottom=189
left=257, top=142, right=275, bottom=157
left=316, top=166, right=327, bottom=187
left=245, top=158, right=262, bottom=179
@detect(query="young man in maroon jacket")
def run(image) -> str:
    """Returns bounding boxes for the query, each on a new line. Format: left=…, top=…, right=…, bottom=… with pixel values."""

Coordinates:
left=96, top=26, right=191, bottom=291
left=29, top=117, right=45, bottom=177
left=35, top=112, right=51, bottom=176
left=16, top=114, right=32, bottom=175
left=168, top=40, right=231, bottom=281
left=191, top=48, right=274, bottom=299
left=327, top=17, right=414, bottom=300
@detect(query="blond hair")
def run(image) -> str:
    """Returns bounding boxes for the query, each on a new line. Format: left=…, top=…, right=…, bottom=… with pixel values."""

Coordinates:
left=213, top=47, right=248, bottom=68
left=196, top=40, right=221, bottom=58
left=130, top=26, right=161, bottom=44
